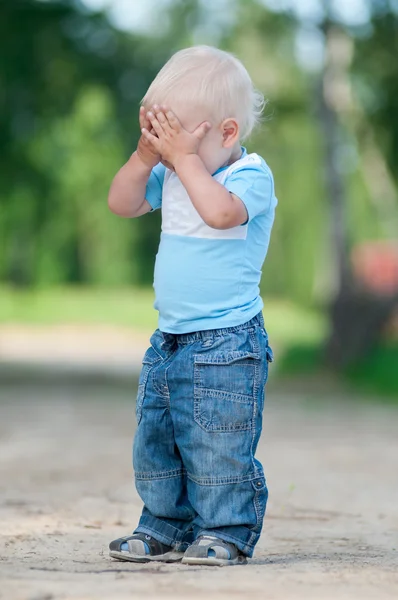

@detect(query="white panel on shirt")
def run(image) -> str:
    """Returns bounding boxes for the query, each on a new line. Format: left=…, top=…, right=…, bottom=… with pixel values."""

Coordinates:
left=161, top=153, right=262, bottom=240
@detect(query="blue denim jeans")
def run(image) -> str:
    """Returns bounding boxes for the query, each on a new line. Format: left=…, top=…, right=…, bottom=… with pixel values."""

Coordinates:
left=133, top=312, right=273, bottom=557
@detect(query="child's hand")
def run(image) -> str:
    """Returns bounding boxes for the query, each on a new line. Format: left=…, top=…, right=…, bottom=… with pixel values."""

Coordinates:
left=136, top=106, right=161, bottom=169
left=141, top=106, right=211, bottom=167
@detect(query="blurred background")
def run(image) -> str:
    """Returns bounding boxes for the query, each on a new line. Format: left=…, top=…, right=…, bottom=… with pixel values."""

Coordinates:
left=1, top=0, right=398, bottom=396
left=2, top=5, right=398, bottom=593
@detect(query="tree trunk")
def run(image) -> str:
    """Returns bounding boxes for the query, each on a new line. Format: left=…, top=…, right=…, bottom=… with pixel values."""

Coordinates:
left=317, top=23, right=398, bottom=367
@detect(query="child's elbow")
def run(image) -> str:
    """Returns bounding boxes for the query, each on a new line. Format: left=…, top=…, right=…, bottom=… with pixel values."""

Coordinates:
left=107, top=191, right=121, bottom=215
left=108, top=191, right=131, bottom=217
left=204, top=216, right=225, bottom=229
left=204, top=212, right=238, bottom=230
left=107, top=179, right=133, bottom=216
left=108, top=181, right=119, bottom=212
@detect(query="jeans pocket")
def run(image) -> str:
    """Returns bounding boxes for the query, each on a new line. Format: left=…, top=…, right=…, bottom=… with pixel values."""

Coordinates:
left=136, top=346, right=161, bottom=425
left=259, top=327, right=274, bottom=364
left=193, top=350, right=261, bottom=432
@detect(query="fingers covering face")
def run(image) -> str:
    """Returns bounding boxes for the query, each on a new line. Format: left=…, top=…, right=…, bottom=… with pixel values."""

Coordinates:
left=154, top=109, right=167, bottom=125
left=150, top=106, right=181, bottom=132
left=165, top=110, right=180, bottom=130
left=139, top=106, right=150, bottom=129
left=141, top=127, right=159, bottom=150
left=147, top=111, right=165, bottom=136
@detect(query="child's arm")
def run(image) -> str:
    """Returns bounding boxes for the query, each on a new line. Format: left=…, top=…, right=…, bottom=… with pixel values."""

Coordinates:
left=173, top=155, right=247, bottom=229
left=108, top=108, right=160, bottom=218
left=142, top=109, right=247, bottom=229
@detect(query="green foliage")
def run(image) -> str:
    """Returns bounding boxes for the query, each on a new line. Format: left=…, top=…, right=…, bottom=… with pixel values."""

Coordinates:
left=344, top=343, right=398, bottom=398
left=1, top=0, right=398, bottom=316
left=276, top=340, right=398, bottom=402
left=353, top=4, right=398, bottom=182
left=28, top=86, right=133, bottom=285
left=0, top=0, right=163, bottom=287
left=277, top=341, right=398, bottom=400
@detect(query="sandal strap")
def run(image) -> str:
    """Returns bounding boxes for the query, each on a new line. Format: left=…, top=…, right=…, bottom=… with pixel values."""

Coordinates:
left=109, top=533, right=172, bottom=556
left=191, top=536, right=240, bottom=560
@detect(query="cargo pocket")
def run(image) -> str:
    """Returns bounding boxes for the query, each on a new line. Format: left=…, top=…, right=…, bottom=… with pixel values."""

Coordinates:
left=259, top=327, right=274, bottom=364
left=136, top=346, right=161, bottom=425
left=193, top=350, right=261, bottom=432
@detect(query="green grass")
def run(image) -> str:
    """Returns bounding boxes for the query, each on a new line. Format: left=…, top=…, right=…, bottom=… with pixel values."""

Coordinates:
left=278, top=341, right=398, bottom=399
left=0, top=286, right=327, bottom=347
left=0, top=286, right=158, bottom=331
left=1, top=286, right=397, bottom=397
left=344, top=344, right=398, bottom=398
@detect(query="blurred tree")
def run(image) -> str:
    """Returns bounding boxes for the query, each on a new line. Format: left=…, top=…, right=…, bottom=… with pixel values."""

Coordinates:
left=226, top=0, right=398, bottom=363
left=353, top=1, right=398, bottom=184
left=0, top=0, right=163, bottom=286
left=223, top=0, right=327, bottom=304
left=29, top=86, right=134, bottom=284
left=321, top=18, right=398, bottom=366
left=1, top=0, right=397, bottom=331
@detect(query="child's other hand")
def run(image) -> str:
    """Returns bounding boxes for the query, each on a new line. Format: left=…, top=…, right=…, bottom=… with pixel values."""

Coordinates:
left=136, top=106, right=161, bottom=169
left=142, top=106, right=211, bottom=167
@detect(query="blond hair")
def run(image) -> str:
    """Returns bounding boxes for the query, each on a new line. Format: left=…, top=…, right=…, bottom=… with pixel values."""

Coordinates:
left=142, top=45, right=265, bottom=140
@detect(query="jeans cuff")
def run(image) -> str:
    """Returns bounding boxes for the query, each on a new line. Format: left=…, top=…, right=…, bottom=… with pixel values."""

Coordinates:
left=134, top=515, right=184, bottom=547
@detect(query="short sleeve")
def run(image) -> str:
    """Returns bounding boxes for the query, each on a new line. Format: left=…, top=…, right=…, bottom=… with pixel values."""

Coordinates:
left=145, top=163, right=166, bottom=211
left=224, top=160, right=275, bottom=223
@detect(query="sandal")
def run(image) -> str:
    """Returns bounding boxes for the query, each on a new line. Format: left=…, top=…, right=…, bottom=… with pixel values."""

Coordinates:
left=181, top=535, right=247, bottom=566
left=109, top=532, right=184, bottom=563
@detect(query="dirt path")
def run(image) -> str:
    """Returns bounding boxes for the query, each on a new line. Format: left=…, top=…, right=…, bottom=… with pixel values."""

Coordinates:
left=0, top=380, right=397, bottom=600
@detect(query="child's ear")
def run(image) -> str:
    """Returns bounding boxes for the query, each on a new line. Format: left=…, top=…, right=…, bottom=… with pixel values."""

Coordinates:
left=221, top=118, right=239, bottom=148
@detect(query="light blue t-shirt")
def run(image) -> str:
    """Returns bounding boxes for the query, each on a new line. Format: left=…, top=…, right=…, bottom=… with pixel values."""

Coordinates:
left=145, top=147, right=277, bottom=333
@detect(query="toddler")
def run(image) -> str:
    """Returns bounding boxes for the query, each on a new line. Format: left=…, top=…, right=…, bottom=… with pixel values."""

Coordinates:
left=108, top=45, right=277, bottom=566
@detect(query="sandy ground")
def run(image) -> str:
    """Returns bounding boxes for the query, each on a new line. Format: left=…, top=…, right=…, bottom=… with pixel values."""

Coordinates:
left=0, top=376, right=398, bottom=600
